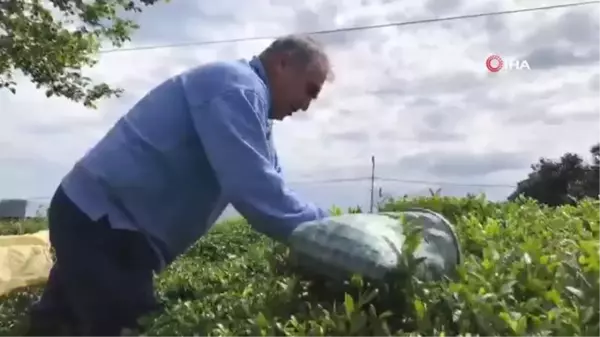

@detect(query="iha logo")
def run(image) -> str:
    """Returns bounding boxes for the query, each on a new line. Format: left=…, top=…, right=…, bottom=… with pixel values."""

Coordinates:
left=485, top=54, right=531, bottom=72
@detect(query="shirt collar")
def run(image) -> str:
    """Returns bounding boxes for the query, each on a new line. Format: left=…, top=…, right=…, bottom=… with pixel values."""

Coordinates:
left=248, top=56, right=274, bottom=120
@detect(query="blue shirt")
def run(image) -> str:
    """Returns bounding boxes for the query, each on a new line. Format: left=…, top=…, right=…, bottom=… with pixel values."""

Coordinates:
left=60, top=56, right=328, bottom=269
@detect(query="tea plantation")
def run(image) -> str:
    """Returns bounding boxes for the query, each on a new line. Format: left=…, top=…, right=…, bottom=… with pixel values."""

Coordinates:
left=0, top=195, right=598, bottom=336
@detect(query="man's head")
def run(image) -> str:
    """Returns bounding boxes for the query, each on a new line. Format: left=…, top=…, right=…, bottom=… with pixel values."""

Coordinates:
left=259, top=34, right=334, bottom=120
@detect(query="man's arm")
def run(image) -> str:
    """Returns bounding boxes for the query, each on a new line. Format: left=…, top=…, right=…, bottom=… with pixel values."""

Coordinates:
left=191, top=88, right=327, bottom=242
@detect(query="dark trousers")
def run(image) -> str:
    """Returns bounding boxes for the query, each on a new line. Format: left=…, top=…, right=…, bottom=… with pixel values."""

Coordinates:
left=27, top=186, right=161, bottom=336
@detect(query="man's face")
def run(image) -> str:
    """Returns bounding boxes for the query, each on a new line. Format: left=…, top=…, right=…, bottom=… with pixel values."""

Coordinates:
left=269, top=55, right=327, bottom=120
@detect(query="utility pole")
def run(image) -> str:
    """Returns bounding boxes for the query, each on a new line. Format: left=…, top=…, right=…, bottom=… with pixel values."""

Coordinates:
left=369, top=155, right=375, bottom=213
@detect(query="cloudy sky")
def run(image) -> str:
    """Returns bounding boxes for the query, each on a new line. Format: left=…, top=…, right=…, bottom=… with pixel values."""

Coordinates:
left=1, top=0, right=599, bottom=216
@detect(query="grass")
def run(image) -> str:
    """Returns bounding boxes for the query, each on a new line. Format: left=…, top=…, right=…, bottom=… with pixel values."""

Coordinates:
left=0, top=195, right=598, bottom=336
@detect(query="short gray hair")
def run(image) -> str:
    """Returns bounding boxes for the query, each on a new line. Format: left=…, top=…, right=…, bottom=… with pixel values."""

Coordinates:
left=261, top=34, right=334, bottom=80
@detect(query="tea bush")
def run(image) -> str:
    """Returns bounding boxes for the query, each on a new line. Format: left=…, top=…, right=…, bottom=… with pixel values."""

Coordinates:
left=0, top=195, right=598, bottom=336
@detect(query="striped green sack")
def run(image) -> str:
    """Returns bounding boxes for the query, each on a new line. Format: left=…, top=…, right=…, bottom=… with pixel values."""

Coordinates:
left=287, top=208, right=462, bottom=282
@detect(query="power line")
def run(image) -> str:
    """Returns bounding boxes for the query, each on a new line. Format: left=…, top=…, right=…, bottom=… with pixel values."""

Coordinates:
left=3, top=175, right=518, bottom=201
left=291, top=176, right=517, bottom=188
left=99, top=1, right=598, bottom=54
left=377, top=177, right=516, bottom=188
left=288, top=177, right=373, bottom=184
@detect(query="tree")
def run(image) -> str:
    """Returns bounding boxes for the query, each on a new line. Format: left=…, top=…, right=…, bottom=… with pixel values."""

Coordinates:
left=0, top=0, right=166, bottom=108
left=508, top=143, right=600, bottom=206
left=589, top=143, right=599, bottom=187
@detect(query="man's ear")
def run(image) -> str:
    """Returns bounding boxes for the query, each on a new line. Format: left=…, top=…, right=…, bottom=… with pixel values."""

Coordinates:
left=277, top=53, right=288, bottom=69
left=269, top=53, right=286, bottom=74
left=280, top=51, right=299, bottom=69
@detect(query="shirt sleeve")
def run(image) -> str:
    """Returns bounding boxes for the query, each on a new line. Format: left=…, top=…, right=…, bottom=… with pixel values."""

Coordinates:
left=190, top=88, right=327, bottom=242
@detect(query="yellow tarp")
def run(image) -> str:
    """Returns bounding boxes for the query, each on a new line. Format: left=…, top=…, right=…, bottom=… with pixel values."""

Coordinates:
left=0, top=230, right=53, bottom=297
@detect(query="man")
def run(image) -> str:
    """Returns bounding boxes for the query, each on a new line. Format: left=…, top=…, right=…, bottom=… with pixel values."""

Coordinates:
left=27, top=34, right=333, bottom=336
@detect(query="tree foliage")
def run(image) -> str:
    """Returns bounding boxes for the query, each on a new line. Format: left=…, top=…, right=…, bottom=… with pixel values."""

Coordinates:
left=0, top=0, right=166, bottom=108
left=509, top=143, right=600, bottom=206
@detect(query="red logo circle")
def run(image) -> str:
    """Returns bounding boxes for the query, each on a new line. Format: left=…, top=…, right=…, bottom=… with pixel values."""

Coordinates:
left=486, top=54, right=503, bottom=72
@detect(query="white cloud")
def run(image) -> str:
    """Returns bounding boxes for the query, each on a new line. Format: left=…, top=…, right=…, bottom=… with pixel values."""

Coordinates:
left=0, top=0, right=598, bottom=214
